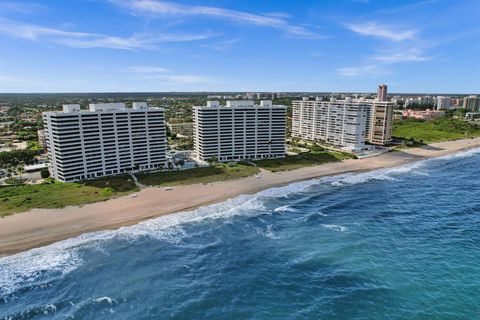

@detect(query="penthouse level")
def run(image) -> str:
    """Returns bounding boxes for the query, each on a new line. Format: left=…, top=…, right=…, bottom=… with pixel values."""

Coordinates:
left=193, top=100, right=286, bottom=162
left=43, top=102, right=166, bottom=182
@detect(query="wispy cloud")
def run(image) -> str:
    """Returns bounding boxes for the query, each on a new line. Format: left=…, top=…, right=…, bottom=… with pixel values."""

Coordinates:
left=111, top=0, right=323, bottom=38
left=201, top=38, right=239, bottom=51
left=372, top=50, right=434, bottom=63
left=338, top=65, right=390, bottom=77
left=122, top=65, right=214, bottom=84
left=0, top=1, right=46, bottom=14
left=0, top=18, right=217, bottom=50
left=122, top=66, right=170, bottom=73
left=346, top=21, right=417, bottom=41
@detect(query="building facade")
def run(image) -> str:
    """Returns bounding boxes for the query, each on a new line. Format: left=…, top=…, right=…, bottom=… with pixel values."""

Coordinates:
left=366, top=100, right=394, bottom=145
left=402, top=109, right=445, bottom=120
left=463, top=95, right=480, bottom=111
left=436, top=96, right=451, bottom=110
left=166, top=122, right=194, bottom=137
left=43, top=102, right=166, bottom=182
left=292, top=97, right=394, bottom=150
left=292, top=97, right=369, bottom=151
left=193, top=100, right=286, bottom=162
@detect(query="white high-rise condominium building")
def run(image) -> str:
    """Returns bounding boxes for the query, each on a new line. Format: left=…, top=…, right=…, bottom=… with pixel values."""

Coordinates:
left=292, top=97, right=369, bottom=151
left=193, top=100, right=286, bottom=162
left=436, top=96, right=451, bottom=110
left=292, top=97, right=394, bottom=150
left=43, top=102, right=166, bottom=182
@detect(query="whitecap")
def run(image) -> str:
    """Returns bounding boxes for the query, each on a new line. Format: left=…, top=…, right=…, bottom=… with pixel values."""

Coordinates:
left=95, top=296, right=118, bottom=305
left=321, top=224, right=348, bottom=232
left=2, top=147, right=479, bottom=297
left=274, top=205, right=298, bottom=213
left=42, top=304, right=57, bottom=315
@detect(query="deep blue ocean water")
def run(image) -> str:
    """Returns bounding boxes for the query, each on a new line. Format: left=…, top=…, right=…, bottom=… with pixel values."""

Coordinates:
left=2, top=148, right=480, bottom=319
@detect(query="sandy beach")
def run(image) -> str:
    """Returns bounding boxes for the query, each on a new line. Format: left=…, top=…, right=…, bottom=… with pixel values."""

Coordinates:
left=1, top=138, right=480, bottom=256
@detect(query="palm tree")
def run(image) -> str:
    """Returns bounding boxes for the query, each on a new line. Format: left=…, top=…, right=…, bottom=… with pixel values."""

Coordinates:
left=17, top=162, right=25, bottom=180
left=6, top=166, right=13, bottom=178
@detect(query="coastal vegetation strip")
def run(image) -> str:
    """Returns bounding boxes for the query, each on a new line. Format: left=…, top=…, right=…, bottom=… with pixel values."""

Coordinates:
left=393, top=118, right=480, bottom=144
left=137, top=163, right=260, bottom=186
left=0, top=175, right=137, bottom=217
left=254, top=150, right=354, bottom=172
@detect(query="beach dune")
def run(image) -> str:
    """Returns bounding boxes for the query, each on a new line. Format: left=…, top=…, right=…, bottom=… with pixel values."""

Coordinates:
left=1, top=138, right=480, bottom=256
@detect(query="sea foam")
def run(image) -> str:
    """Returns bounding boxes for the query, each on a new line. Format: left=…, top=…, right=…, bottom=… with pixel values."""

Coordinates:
left=1, top=147, right=479, bottom=297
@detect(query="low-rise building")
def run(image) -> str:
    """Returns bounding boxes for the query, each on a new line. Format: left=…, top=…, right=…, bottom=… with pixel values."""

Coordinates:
left=402, top=109, right=445, bottom=120
left=167, top=122, right=194, bottom=137
left=43, top=102, right=166, bottom=182
left=465, top=112, right=480, bottom=120
left=37, top=129, right=46, bottom=150
left=18, top=113, right=39, bottom=123
left=193, top=100, right=286, bottom=162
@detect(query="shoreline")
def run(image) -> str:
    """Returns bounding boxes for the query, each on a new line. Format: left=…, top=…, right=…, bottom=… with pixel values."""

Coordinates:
left=1, top=138, right=480, bottom=256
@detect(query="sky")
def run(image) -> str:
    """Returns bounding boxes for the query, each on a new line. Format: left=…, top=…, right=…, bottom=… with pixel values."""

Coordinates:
left=0, top=0, right=479, bottom=93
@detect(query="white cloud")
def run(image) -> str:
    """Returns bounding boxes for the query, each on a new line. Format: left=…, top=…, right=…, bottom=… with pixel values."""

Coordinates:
left=122, top=65, right=213, bottom=84
left=0, top=1, right=46, bottom=14
left=372, top=51, right=433, bottom=63
left=0, top=18, right=216, bottom=50
left=338, top=65, right=390, bottom=77
left=346, top=21, right=417, bottom=41
left=134, top=73, right=214, bottom=84
left=122, top=66, right=170, bottom=73
left=164, top=74, right=212, bottom=84
left=201, top=38, right=239, bottom=51
left=111, top=0, right=322, bottom=38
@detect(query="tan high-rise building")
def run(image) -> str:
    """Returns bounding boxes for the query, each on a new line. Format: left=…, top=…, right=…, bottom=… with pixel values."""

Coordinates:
left=365, top=101, right=394, bottom=145
left=463, top=95, right=480, bottom=111
left=292, top=97, right=394, bottom=149
left=377, top=84, right=388, bottom=102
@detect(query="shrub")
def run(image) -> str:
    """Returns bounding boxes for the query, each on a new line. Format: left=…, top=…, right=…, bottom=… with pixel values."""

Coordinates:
left=40, top=168, right=50, bottom=179
left=101, top=187, right=115, bottom=197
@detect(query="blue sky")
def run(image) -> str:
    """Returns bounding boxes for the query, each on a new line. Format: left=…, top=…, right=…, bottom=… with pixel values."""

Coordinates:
left=0, top=0, right=479, bottom=93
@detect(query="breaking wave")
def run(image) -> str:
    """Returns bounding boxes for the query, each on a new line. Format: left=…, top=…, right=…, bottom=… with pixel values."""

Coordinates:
left=1, top=147, right=479, bottom=298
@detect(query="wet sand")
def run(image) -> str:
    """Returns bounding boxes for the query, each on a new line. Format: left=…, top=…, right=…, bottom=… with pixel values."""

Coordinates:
left=1, top=138, right=479, bottom=256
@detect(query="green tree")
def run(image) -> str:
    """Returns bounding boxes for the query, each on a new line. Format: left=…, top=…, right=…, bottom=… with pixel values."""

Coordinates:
left=41, top=167, right=51, bottom=179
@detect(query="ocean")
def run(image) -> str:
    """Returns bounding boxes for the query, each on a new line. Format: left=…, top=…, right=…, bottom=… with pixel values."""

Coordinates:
left=1, top=148, right=480, bottom=319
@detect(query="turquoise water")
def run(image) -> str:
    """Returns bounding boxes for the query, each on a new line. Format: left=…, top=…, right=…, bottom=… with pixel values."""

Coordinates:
left=1, top=148, right=480, bottom=319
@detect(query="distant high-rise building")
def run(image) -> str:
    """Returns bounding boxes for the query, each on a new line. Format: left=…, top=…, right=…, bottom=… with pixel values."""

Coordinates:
left=43, top=102, right=166, bottom=182
left=193, top=100, right=286, bottom=162
left=463, top=95, right=480, bottom=111
left=436, top=96, right=451, bottom=110
left=377, top=84, right=388, bottom=102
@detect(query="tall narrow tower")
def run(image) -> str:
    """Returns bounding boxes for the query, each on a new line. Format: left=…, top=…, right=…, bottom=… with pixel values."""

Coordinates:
left=377, top=84, right=388, bottom=102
